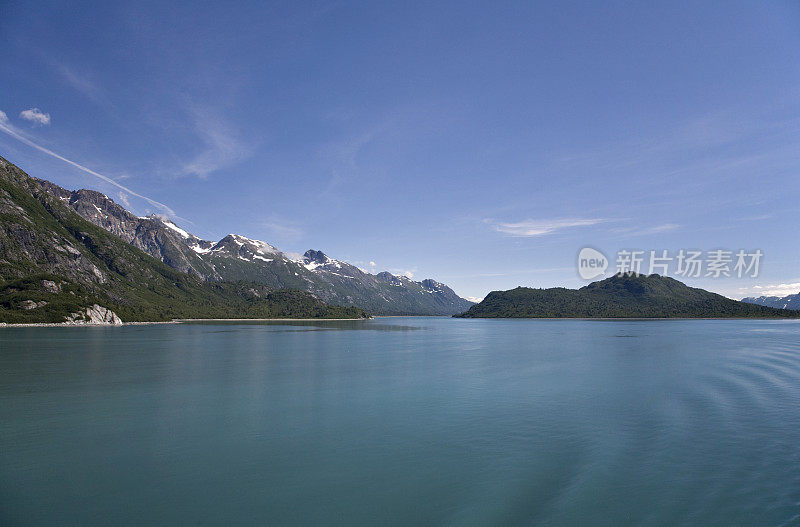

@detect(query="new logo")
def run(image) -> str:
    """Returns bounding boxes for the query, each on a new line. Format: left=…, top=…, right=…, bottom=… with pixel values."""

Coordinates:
left=577, top=247, right=608, bottom=280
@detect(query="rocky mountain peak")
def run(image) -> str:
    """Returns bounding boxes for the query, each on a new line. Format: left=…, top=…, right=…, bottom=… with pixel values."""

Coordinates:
left=303, top=250, right=330, bottom=264
left=421, top=278, right=445, bottom=291
left=210, top=234, right=281, bottom=263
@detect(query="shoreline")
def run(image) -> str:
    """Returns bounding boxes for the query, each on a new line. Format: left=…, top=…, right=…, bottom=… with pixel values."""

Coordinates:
left=453, top=316, right=800, bottom=321
left=3, top=316, right=800, bottom=327
left=0, top=317, right=372, bottom=328
left=0, top=320, right=179, bottom=328
left=175, top=317, right=372, bottom=322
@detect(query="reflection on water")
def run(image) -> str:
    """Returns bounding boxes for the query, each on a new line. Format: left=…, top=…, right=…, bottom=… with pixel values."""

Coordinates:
left=181, top=317, right=425, bottom=332
left=2, top=318, right=800, bottom=526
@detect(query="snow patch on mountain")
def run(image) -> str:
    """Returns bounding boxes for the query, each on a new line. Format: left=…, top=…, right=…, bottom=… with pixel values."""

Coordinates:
left=162, top=219, right=190, bottom=238
left=191, top=244, right=211, bottom=254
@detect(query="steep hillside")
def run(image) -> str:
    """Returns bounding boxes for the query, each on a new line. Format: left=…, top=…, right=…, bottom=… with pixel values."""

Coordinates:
left=0, top=156, right=368, bottom=323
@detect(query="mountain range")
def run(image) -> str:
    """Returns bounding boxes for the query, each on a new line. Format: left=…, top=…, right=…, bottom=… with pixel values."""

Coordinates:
left=742, top=292, right=800, bottom=310
left=456, top=273, right=800, bottom=318
left=0, top=156, right=374, bottom=323
left=0, top=155, right=472, bottom=322
left=32, top=174, right=472, bottom=315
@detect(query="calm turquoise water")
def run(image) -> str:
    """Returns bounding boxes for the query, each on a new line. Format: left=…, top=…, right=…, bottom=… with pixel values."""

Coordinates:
left=2, top=318, right=800, bottom=526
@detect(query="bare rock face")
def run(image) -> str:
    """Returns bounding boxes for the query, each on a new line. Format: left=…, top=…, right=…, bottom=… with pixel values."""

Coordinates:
left=42, top=280, right=61, bottom=293
left=65, top=304, right=123, bottom=325
left=19, top=300, right=47, bottom=310
left=32, top=178, right=219, bottom=280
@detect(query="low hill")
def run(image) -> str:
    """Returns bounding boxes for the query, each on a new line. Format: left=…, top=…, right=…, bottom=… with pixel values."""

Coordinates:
left=455, top=274, right=800, bottom=319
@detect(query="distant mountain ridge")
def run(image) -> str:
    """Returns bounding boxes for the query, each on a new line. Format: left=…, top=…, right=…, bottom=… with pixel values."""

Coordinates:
left=0, top=156, right=368, bottom=323
left=31, top=170, right=473, bottom=315
left=456, top=273, right=800, bottom=318
left=742, top=292, right=800, bottom=310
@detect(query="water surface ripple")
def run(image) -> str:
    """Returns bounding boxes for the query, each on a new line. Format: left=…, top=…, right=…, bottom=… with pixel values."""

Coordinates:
left=2, top=318, right=800, bottom=526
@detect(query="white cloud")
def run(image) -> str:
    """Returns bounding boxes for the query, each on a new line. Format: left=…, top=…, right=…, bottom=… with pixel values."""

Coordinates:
left=20, top=108, right=51, bottom=126
left=369, top=261, right=376, bottom=267
left=0, top=110, right=8, bottom=124
left=465, top=296, right=484, bottom=303
left=389, top=267, right=416, bottom=279
left=740, top=282, right=800, bottom=298
left=487, top=218, right=606, bottom=237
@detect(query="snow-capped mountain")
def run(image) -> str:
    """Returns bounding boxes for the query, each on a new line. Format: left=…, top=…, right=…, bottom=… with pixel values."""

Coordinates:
left=35, top=179, right=474, bottom=315
left=742, top=293, right=800, bottom=310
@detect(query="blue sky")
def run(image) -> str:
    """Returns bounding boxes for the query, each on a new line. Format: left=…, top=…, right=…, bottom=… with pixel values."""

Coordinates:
left=1, top=1, right=799, bottom=300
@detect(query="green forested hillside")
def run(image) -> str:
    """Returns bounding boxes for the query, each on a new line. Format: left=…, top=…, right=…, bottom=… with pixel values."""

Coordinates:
left=455, top=273, right=800, bottom=319
left=0, top=157, right=368, bottom=323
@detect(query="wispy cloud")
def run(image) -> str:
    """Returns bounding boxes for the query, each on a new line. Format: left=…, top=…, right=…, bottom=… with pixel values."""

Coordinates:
left=260, top=220, right=303, bottom=240
left=550, top=103, right=800, bottom=213
left=53, top=63, right=104, bottom=102
left=179, top=107, right=252, bottom=178
left=643, top=223, right=680, bottom=234
left=442, top=267, right=574, bottom=279
left=117, top=191, right=131, bottom=208
left=486, top=218, right=606, bottom=237
left=614, top=223, right=680, bottom=237
left=20, top=108, right=51, bottom=126
left=738, top=214, right=773, bottom=222
left=317, top=127, right=380, bottom=204
left=0, top=111, right=175, bottom=216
